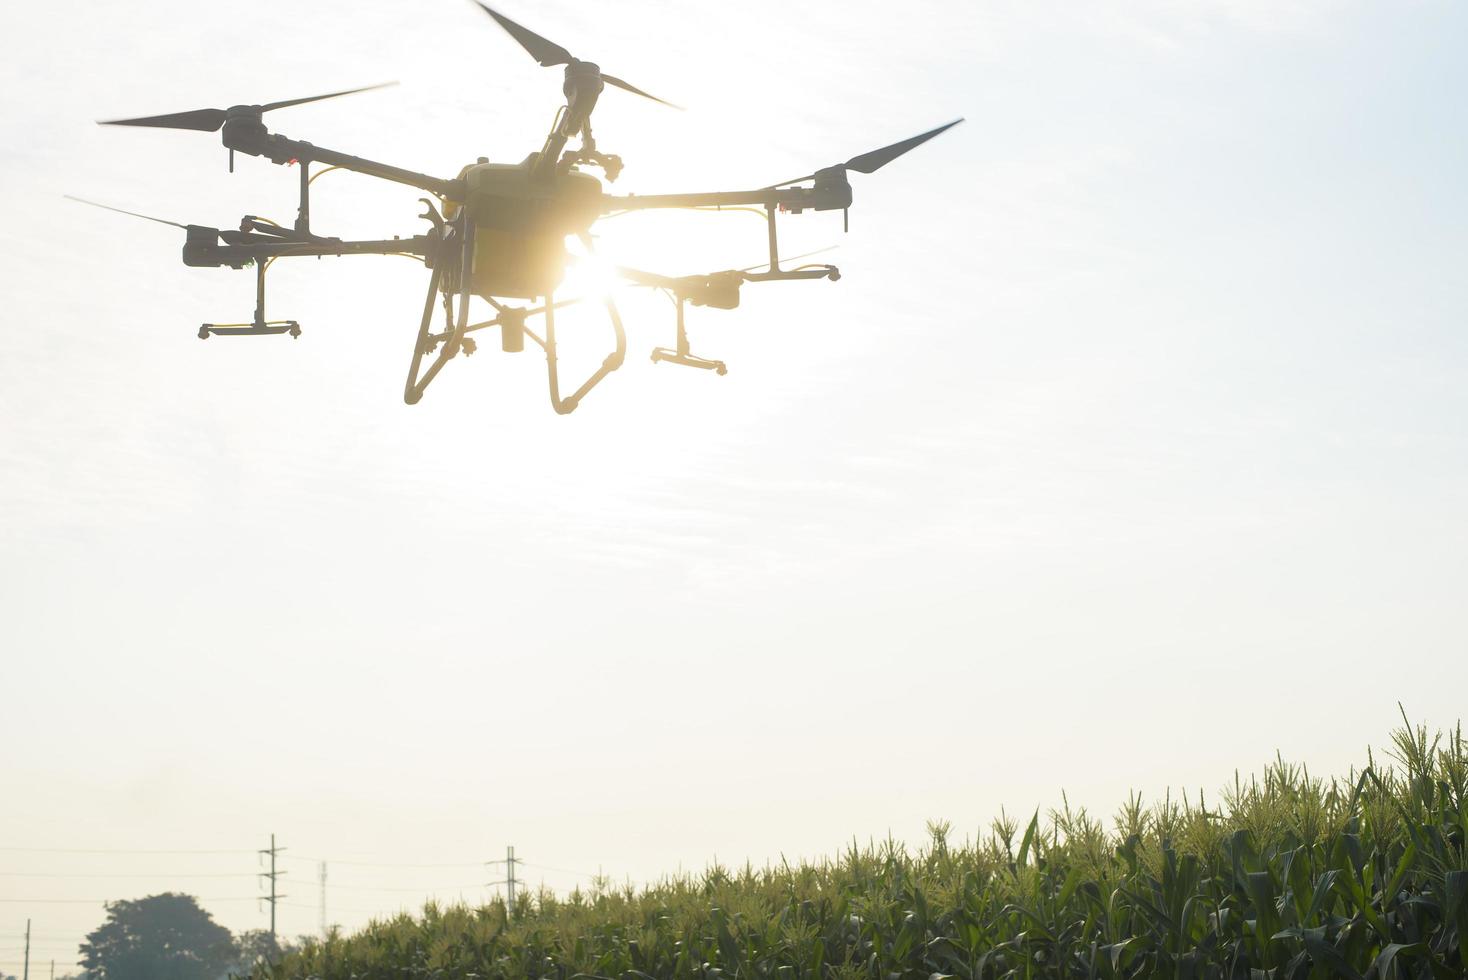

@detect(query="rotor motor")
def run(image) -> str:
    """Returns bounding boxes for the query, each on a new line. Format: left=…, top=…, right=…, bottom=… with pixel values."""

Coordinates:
left=811, top=165, right=854, bottom=212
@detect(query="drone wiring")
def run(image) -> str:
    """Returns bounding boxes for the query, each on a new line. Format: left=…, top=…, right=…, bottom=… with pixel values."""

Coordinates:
left=599, top=204, right=770, bottom=223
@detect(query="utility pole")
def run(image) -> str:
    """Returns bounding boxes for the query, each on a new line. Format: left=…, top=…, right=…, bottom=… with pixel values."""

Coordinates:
left=21, top=919, right=28, bottom=980
left=318, top=861, right=327, bottom=938
left=258, top=833, right=287, bottom=943
left=506, top=845, right=516, bottom=912
left=486, top=845, right=519, bottom=919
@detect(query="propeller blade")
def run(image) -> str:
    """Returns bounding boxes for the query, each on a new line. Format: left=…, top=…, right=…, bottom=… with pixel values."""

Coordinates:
left=261, top=81, right=398, bottom=113
left=471, top=3, right=679, bottom=109
left=64, top=194, right=187, bottom=229
left=600, top=73, right=681, bottom=110
left=98, top=82, right=396, bottom=133
left=769, top=119, right=965, bottom=187
left=842, top=118, right=963, bottom=174
left=472, top=1, right=574, bottom=66
left=99, top=107, right=226, bottom=132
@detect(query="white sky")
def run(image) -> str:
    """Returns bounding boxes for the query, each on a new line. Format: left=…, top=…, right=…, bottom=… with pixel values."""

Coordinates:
left=2, top=0, right=1465, bottom=971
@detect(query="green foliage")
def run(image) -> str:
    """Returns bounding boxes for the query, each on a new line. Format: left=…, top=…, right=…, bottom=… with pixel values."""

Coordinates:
left=256, top=718, right=1468, bottom=980
left=81, top=893, right=235, bottom=980
left=232, top=929, right=299, bottom=975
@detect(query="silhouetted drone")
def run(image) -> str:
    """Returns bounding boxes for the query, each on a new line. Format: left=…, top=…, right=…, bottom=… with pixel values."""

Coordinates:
left=73, top=3, right=961, bottom=413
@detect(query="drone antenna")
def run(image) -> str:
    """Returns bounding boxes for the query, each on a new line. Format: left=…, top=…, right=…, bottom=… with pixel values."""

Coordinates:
left=63, top=194, right=187, bottom=229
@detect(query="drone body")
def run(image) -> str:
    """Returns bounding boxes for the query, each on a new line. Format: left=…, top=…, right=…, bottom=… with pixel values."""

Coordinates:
left=455, top=161, right=604, bottom=300
left=75, top=3, right=961, bottom=413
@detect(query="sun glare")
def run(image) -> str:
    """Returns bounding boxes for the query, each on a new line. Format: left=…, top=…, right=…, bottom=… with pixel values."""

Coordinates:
left=562, top=242, right=620, bottom=303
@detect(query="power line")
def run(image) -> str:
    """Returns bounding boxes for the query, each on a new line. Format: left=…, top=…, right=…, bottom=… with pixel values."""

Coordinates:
left=323, top=882, right=489, bottom=893
left=519, top=861, right=599, bottom=879
left=285, top=855, right=484, bottom=869
left=277, top=900, right=390, bottom=915
left=2, top=844, right=554, bottom=872
left=0, top=901, right=103, bottom=906
left=1, top=842, right=611, bottom=920
left=0, top=873, right=257, bottom=880
left=0, top=962, right=78, bottom=974
left=0, top=897, right=262, bottom=904
left=0, top=967, right=78, bottom=974
left=0, top=848, right=252, bottom=856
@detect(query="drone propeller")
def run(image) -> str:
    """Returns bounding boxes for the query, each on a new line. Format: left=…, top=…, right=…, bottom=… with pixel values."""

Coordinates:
left=470, top=2, right=680, bottom=109
left=64, top=194, right=187, bottom=229
left=98, top=82, right=398, bottom=133
left=771, top=119, right=964, bottom=187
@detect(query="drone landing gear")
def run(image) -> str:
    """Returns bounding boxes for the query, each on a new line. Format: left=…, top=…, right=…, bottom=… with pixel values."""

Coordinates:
left=199, top=260, right=301, bottom=339
left=651, top=295, right=726, bottom=376
left=539, top=295, right=626, bottom=415
left=535, top=231, right=627, bottom=414
left=402, top=218, right=626, bottom=413
left=403, top=216, right=470, bottom=405
left=405, top=292, right=627, bottom=413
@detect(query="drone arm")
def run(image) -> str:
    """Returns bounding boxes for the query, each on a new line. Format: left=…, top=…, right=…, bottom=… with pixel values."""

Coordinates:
left=613, top=265, right=679, bottom=289
left=604, top=180, right=854, bottom=271
left=222, top=123, right=461, bottom=200
left=184, top=234, right=434, bottom=269
left=292, top=142, right=461, bottom=199
left=604, top=188, right=804, bottom=212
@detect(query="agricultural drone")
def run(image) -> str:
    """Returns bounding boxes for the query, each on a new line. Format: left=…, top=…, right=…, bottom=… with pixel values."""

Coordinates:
left=73, top=3, right=962, bottom=413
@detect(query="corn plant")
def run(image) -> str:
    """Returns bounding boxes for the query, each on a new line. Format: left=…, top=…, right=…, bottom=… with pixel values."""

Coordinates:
left=251, top=715, right=1467, bottom=980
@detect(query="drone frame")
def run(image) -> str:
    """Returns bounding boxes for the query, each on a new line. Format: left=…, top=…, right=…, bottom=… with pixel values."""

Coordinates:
left=81, top=3, right=960, bottom=414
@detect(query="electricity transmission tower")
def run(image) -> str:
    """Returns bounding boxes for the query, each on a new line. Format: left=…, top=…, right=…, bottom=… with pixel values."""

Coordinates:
left=486, top=846, right=518, bottom=917
left=258, top=833, right=288, bottom=941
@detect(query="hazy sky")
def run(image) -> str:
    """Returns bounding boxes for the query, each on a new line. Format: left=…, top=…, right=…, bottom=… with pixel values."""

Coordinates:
left=2, top=0, right=1465, bottom=971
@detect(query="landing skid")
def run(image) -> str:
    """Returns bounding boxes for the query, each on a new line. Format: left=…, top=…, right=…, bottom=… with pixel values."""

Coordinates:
left=200, top=321, right=299, bottom=338
left=651, top=349, right=726, bottom=374
left=650, top=293, right=726, bottom=375
left=198, top=258, right=302, bottom=339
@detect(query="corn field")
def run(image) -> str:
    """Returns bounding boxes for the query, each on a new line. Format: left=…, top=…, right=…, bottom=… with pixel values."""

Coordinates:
left=255, top=717, right=1467, bottom=980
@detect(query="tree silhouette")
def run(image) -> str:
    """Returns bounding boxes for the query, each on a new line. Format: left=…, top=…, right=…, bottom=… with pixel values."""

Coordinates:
left=231, top=930, right=296, bottom=973
left=80, top=893, right=234, bottom=980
